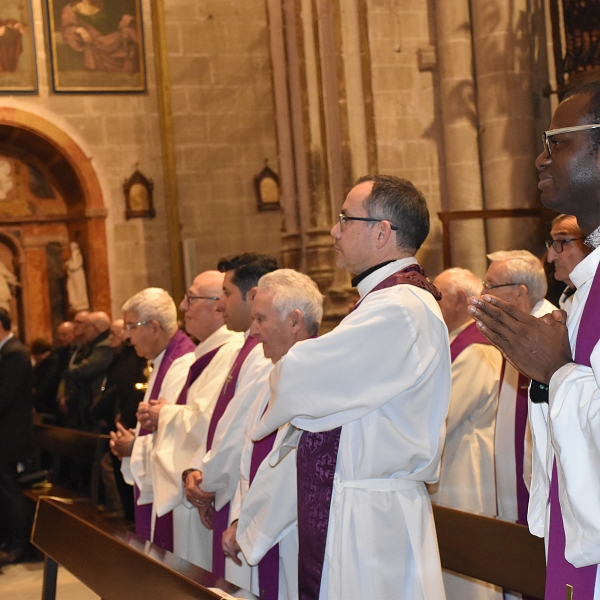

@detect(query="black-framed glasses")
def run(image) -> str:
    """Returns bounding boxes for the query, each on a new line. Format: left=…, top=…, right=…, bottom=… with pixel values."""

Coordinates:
left=544, top=238, right=585, bottom=253
left=338, top=214, right=398, bottom=231
left=481, top=281, right=522, bottom=290
left=184, top=293, right=219, bottom=305
left=124, top=320, right=152, bottom=331
left=542, top=124, right=600, bottom=157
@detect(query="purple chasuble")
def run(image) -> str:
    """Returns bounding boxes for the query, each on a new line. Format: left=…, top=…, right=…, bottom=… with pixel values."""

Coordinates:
left=450, top=321, right=492, bottom=363
left=205, top=335, right=260, bottom=578
left=175, top=345, right=223, bottom=405
left=545, top=263, right=600, bottom=600
left=296, top=263, right=441, bottom=600
left=250, top=404, right=279, bottom=600
left=134, top=329, right=195, bottom=549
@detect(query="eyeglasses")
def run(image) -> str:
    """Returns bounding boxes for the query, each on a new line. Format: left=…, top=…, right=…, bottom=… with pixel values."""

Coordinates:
left=184, top=293, right=219, bottom=305
left=124, top=320, right=152, bottom=331
left=542, top=124, right=600, bottom=157
left=338, top=214, right=398, bottom=231
left=544, top=238, right=585, bottom=253
left=481, top=281, right=522, bottom=290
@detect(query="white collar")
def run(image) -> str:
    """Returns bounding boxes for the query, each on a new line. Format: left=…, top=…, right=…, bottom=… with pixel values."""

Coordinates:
left=356, top=257, right=417, bottom=298
left=569, top=246, right=600, bottom=290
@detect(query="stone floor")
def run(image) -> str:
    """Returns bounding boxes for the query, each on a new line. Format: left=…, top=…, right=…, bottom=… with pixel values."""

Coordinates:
left=0, top=560, right=99, bottom=600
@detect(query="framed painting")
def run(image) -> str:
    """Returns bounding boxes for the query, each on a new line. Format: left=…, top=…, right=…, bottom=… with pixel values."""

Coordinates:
left=0, top=0, right=38, bottom=94
left=45, top=0, right=146, bottom=93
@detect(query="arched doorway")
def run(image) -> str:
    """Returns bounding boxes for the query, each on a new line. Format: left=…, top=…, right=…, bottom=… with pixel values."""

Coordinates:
left=0, top=107, right=110, bottom=343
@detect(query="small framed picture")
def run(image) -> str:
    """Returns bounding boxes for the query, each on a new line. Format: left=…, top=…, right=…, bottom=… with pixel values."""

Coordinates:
left=45, top=0, right=146, bottom=93
left=0, top=0, right=38, bottom=94
left=254, top=164, right=280, bottom=211
left=123, top=168, right=154, bottom=219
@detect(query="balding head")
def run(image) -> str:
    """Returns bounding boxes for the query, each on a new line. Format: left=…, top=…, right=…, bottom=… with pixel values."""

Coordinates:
left=56, top=321, right=75, bottom=347
left=84, top=311, right=111, bottom=343
left=434, top=268, right=482, bottom=332
left=180, top=270, right=225, bottom=342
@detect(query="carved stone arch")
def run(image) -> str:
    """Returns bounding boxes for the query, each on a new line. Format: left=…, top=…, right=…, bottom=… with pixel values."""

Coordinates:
left=0, top=107, right=110, bottom=342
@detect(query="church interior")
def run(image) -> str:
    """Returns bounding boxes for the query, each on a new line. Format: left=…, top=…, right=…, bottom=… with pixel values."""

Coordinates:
left=1, top=0, right=599, bottom=598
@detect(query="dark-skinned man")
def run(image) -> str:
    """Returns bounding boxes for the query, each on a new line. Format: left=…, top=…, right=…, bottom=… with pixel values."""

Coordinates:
left=468, top=81, right=600, bottom=600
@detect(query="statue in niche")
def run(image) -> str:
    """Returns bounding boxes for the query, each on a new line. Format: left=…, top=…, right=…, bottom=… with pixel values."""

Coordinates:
left=65, top=241, right=89, bottom=311
left=0, top=258, right=18, bottom=313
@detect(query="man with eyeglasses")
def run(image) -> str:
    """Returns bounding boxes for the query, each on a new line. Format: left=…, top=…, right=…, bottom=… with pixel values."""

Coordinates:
left=134, top=270, right=244, bottom=568
left=110, top=287, right=196, bottom=551
left=482, top=252, right=555, bottom=537
left=469, top=81, right=600, bottom=599
left=183, top=253, right=276, bottom=589
left=252, top=175, right=451, bottom=599
left=546, top=214, right=591, bottom=314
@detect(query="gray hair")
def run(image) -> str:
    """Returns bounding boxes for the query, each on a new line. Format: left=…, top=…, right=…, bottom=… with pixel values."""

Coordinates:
left=257, top=269, right=324, bottom=336
left=487, top=250, right=547, bottom=305
left=438, top=268, right=482, bottom=298
left=121, top=288, right=178, bottom=335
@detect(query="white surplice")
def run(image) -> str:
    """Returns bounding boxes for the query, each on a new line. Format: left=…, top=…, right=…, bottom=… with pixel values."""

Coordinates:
left=496, top=297, right=557, bottom=523
left=252, top=258, right=451, bottom=600
left=121, top=347, right=195, bottom=540
left=232, top=382, right=299, bottom=600
left=429, top=323, right=503, bottom=600
left=189, top=338, right=272, bottom=590
left=149, top=326, right=244, bottom=568
left=529, top=246, right=600, bottom=596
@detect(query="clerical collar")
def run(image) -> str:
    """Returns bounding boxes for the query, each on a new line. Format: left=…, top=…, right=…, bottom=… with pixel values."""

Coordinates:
left=585, top=224, right=600, bottom=249
left=351, top=260, right=395, bottom=287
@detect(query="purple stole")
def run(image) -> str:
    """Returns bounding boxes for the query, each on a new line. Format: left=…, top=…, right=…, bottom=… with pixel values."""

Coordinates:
left=174, top=345, right=223, bottom=406
left=449, top=321, right=491, bottom=362
left=545, top=263, right=600, bottom=600
left=205, top=335, right=260, bottom=578
left=296, top=263, right=441, bottom=600
left=250, top=404, right=279, bottom=600
left=134, top=330, right=195, bottom=549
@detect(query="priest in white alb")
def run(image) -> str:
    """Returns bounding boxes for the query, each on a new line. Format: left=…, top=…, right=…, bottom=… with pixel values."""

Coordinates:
left=252, top=175, right=451, bottom=600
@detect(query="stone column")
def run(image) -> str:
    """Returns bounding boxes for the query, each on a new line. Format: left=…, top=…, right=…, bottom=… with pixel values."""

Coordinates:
left=434, top=0, right=488, bottom=276
left=470, top=0, right=541, bottom=252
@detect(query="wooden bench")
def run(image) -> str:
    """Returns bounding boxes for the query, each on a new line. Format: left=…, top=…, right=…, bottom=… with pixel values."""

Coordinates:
left=23, top=421, right=110, bottom=509
left=433, top=503, right=546, bottom=599
left=31, top=497, right=258, bottom=600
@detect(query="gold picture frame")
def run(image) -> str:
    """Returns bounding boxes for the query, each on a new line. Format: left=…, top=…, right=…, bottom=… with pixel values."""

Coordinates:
left=45, top=0, right=146, bottom=93
left=254, top=164, right=280, bottom=211
left=0, top=0, right=38, bottom=94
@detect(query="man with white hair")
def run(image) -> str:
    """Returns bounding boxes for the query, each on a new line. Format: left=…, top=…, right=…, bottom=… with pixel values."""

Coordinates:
left=546, top=214, right=591, bottom=313
left=133, top=271, right=244, bottom=568
left=431, top=268, right=503, bottom=600
left=110, top=288, right=196, bottom=550
left=483, top=251, right=556, bottom=530
left=221, top=269, right=323, bottom=600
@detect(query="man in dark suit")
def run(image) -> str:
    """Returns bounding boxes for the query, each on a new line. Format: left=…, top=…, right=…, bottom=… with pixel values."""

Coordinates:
left=0, top=308, right=34, bottom=564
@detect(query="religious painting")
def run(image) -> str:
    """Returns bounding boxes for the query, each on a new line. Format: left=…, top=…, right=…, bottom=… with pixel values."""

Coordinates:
left=45, top=0, right=146, bottom=93
left=0, top=0, right=38, bottom=94
left=123, top=168, right=154, bottom=219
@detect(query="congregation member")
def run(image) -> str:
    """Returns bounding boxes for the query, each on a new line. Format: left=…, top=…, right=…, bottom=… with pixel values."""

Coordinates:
left=0, top=308, right=33, bottom=566
left=31, top=338, right=63, bottom=416
left=482, top=250, right=556, bottom=529
left=109, top=288, right=195, bottom=549
left=469, top=81, right=600, bottom=599
left=135, top=270, right=244, bottom=567
left=430, top=268, right=503, bottom=600
left=225, top=269, right=323, bottom=600
left=183, top=253, right=276, bottom=588
left=251, top=175, right=451, bottom=599
left=546, top=214, right=591, bottom=313
left=65, top=311, right=115, bottom=431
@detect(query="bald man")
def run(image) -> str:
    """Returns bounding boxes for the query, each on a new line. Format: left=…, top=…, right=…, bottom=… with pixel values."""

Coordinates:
left=66, top=311, right=116, bottom=431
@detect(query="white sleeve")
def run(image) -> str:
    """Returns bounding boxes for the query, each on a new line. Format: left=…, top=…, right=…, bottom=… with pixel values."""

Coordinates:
left=547, top=340, right=600, bottom=567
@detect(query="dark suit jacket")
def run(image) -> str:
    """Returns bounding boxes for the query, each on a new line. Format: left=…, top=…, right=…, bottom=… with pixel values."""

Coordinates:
left=0, top=336, right=34, bottom=464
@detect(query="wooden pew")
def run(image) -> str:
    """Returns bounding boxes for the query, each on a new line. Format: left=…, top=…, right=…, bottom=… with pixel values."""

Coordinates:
left=31, top=497, right=259, bottom=600
left=433, top=503, right=546, bottom=599
left=24, top=421, right=110, bottom=509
